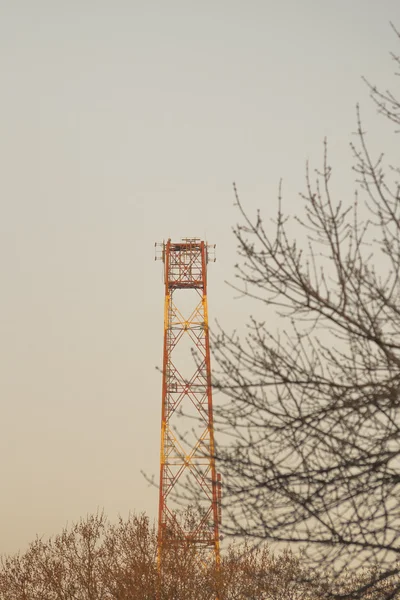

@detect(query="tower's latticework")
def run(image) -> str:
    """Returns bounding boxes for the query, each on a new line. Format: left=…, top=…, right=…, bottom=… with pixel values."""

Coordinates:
left=155, top=238, right=221, bottom=576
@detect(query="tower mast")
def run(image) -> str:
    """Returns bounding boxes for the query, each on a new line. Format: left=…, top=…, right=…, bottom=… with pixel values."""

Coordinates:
left=155, top=238, right=221, bottom=581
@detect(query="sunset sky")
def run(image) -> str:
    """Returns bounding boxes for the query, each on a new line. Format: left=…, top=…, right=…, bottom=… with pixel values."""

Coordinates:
left=1, top=0, right=399, bottom=554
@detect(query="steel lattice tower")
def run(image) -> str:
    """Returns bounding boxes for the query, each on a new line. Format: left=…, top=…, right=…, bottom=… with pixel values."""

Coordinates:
left=155, top=238, right=221, bottom=578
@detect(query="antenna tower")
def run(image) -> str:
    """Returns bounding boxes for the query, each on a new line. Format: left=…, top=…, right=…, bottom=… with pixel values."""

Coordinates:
left=155, top=238, right=221, bottom=587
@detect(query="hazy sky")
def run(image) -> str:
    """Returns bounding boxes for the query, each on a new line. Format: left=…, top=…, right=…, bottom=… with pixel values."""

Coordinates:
left=1, top=1, right=399, bottom=554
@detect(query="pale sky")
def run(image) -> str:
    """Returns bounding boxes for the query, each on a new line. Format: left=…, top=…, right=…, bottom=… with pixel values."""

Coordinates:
left=1, top=0, right=399, bottom=554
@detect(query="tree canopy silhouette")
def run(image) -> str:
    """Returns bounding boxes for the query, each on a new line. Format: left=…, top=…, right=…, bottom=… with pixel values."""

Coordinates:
left=210, top=23, right=400, bottom=600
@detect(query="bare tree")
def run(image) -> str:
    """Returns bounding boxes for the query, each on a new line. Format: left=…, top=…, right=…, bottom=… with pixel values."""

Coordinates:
left=211, top=24, right=400, bottom=600
left=0, top=510, right=345, bottom=600
left=0, top=512, right=109, bottom=600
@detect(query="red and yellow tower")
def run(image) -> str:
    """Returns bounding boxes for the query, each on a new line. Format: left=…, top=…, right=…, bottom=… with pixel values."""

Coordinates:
left=155, top=238, right=221, bottom=577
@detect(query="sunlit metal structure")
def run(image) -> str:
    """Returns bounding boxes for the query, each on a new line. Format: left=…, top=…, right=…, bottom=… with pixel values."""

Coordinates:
left=155, top=238, right=221, bottom=583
